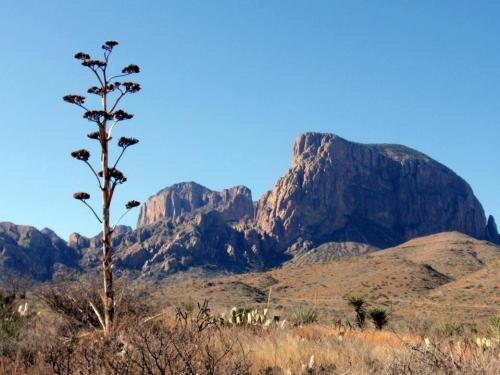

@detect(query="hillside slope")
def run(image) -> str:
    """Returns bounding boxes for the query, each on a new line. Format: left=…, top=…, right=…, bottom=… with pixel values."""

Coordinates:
left=160, top=232, right=500, bottom=325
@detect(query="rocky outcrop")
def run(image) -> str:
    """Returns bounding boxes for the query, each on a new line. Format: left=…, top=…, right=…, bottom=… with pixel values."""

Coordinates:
left=255, top=132, right=489, bottom=248
left=69, top=225, right=132, bottom=250
left=76, top=211, right=280, bottom=277
left=0, top=222, right=81, bottom=280
left=485, top=215, right=500, bottom=243
left=137, top=182, right=254, bottom=227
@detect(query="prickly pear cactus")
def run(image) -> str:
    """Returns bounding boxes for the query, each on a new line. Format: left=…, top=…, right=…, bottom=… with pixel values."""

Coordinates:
left=222, top=306, right=273, bottom=327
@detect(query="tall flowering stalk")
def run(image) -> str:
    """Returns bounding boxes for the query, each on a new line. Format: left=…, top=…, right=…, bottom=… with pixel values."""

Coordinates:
left=64, top=41, right=141, bottom=334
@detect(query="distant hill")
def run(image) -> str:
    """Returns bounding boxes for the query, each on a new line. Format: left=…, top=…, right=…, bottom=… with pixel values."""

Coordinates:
left=0, top=222, right=80, bottom=280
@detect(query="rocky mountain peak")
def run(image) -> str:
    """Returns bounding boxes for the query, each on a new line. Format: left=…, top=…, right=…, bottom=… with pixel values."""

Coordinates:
left=0, top=222, right=80, bottom=280
left=137, top=181, right=254, bottom=227
left=256, top=132, right=488, bottom=248
left=485, top=215, right=500, bottom=243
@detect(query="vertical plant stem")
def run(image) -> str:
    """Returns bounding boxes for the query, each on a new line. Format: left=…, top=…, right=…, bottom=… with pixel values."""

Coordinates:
left=100, top=72, right=114, bottom=335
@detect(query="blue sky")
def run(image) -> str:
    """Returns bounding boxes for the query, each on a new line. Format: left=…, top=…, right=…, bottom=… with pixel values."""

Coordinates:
left=0, top=1, right=499, bottom=239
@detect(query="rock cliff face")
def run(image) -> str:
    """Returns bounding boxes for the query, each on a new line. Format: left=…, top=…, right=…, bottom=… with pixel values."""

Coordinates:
left=137, top=182, right=254, bottom=227
left=255, top=133, right=488, bottom=248
left=0, top=222, right=81, bottom=280
left=77, top=211, right=280, bottom=276
left=69, top=225, right=132, bottom=250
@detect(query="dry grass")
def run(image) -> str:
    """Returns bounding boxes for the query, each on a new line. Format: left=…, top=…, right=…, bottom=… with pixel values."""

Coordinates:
left=1, top=300, right=499, bottom=374
left=237, top=325, right=499, bottom=374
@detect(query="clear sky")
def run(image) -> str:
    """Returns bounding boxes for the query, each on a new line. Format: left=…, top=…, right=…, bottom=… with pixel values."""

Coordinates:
left=0, top=1, right=499, bottom=239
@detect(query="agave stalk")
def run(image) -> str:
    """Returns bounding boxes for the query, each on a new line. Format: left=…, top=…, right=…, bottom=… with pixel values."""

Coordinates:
left=64, top=41, right=141, bottom=335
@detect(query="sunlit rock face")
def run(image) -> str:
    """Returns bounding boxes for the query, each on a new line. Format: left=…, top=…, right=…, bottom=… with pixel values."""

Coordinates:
left=137, top=182, right=254, bottom=227
left=255, top=132, right=488, bottom=248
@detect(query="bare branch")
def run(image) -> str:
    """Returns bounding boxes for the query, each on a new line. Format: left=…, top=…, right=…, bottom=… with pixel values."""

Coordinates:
left=108, top=72, right=132, bottom=81
left=90, top=67, right=104, bottom=87
left=79, top=200, right=103, bottom=223
left=109, top=91, right=127, bottom=115
left=109, top=181, right=118, bottom=205
left=84, top=161, right=103, bottom=190
left=107, top=119, right=119, bottom=140
left=89, top=300, right=106, bottom=330
left=111, top=209, right=131, bottom=233
left=112, top=148, right=126, bottom=169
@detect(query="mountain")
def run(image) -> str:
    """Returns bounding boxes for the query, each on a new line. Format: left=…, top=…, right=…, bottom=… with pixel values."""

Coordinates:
left=137, top=182, right=254, bottom=227
left=72, top=211, right=281, bottom=277
left=1, top=132, right=499, bottom=281
left=0, top=222, right=80, bottom=280
left=255, top=132, right=493, bottom=249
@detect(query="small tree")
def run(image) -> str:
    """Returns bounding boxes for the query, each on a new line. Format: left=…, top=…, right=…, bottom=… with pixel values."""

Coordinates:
left=348, top=295, right=366, bottom=329
left=369, top=308, right=388, bottom=330
left=63, top=41, right=141, bottom=334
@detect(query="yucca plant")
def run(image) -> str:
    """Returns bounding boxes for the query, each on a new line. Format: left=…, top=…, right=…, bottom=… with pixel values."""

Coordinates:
left=290, top=305, right=318, bottom=327
left=348, top=295, right=366, bottom=329
left=369, top=307, right=388, bottom=330
left=63, top=41, right=141, bottom=335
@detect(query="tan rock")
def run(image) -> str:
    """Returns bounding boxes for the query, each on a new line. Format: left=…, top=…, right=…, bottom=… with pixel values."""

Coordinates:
left=137, top=182, right=254, bottom=227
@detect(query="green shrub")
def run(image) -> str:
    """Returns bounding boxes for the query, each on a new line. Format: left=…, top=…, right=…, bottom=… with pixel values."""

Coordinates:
left=0, top=313, right=21, bottom=340
left=489, top=314, right=500, bottom=338
left=369, top=308, right=388, bottom=330
left=435, top=320, right=465, bottom=337
left=290, top=305, right=318, bottom=327
left=0, top=290, right=22, bottom=340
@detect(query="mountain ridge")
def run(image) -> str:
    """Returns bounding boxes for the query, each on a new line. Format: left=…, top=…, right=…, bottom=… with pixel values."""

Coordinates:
left=1, top=132, right=499, bottom=281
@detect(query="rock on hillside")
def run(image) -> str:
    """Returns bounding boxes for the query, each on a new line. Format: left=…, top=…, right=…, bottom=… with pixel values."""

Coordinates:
left=256, top=132, right=492, bottom=248
left=485, top=215, right=500, bottom=244
left=0, top=222, right=80, bottom=280
left=69, top=225, right=132, bottom=250
left=77, top=211, right=281, bottom=278
left=137, top=182, right=254, bottom=227
left=285, top=241, right=379, bottom=268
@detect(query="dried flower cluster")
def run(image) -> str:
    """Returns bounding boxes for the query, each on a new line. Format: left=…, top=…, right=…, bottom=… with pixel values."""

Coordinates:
left=123, top=82, right=141, bottom=93
left=125, top=200, right=140, bottom=209
left=113, top=109, right=133, bottom=121
left=74, top=52, right=91, bottom=60
left=98, top=168, right=127, bottom=184
left=71, top=149, right=90, bottom=161
left=122, top=64, right=140, bottom=74
left=87, top=131, right=100, bottom=140
left=73, top=192, right=90, bottom=200
left=83, top=110, right=110, bottom=123
left=82, top=59, right=107, bottom=69
left=118, top=137, right=139, bottom=148
left=63, top=95, right=86, bottom=106
left=102, top=40, right=119, bottom=51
